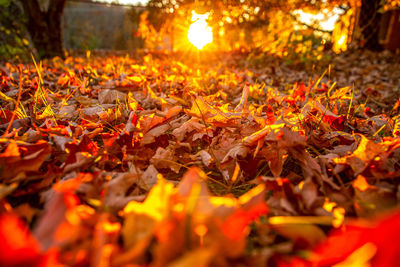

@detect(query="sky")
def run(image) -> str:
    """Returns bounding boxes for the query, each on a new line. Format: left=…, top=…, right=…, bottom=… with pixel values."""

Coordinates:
left=96, top=0, right=149, bottom=5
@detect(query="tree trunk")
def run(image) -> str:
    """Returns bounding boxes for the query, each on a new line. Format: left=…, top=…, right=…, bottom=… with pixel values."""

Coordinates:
left=19, top=0, right=66, bottom=59
left=359, top=0, right=382, bottom=51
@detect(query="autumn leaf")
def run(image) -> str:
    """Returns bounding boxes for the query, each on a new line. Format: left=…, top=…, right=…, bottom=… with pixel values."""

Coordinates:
left=0, top=48, right=399, bottom=266
left=308, top=210, right=400, bottom=267
left=0, top=213, right=61, bottom=266
left=0, top=140, right=51, bottom=181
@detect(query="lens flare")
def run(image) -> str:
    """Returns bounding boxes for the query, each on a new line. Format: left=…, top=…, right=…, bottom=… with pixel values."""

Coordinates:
left=188, top=12, right=213, bottom=49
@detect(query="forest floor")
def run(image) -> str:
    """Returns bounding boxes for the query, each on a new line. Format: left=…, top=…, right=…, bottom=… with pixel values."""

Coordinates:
left=0, top=49, right=400, bottom=266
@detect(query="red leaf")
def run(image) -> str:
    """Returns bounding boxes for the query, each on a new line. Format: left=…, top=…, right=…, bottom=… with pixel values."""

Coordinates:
left=0, top=110, right=15, bottom=124
left=222, top=201, right=268, bottom=241
left=323, top=115, right=346, bottom=130
left=0, top=213, right=43, bottom=266
left=306, top=210, right=400, bottom=266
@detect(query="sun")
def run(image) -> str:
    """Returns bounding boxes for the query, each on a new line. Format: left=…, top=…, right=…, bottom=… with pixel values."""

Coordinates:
left=188, top=12, right=213, bottom=50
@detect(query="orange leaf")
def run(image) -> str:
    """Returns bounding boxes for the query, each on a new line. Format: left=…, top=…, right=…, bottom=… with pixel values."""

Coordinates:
left=353, top=175, right=371, bottom=192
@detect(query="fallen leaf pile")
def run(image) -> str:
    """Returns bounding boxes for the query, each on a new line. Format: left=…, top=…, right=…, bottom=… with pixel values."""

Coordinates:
left=0, top=50, right=400, bottom=266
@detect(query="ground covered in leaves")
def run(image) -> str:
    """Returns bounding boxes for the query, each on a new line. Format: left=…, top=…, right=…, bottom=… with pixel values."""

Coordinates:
left=0, top=50, right=400, bottom=266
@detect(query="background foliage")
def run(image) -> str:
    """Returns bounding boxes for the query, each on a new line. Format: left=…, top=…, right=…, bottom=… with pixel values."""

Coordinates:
left=0, top=0, right=30, bottom=60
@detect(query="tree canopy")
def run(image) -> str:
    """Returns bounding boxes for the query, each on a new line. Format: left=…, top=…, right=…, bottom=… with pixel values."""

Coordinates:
left=147, top=0, right=347, bottom=30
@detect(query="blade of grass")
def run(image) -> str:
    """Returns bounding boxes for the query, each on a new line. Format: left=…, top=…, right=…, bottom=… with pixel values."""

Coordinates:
left=316, top=103, right=329, bottom=130
left=327, top=81, right=336, bottom=98
left=2, top=66, right=23, bottom=137
left=346, top=83, right=355, bottom=121
left=269, top=216, right=334, bottom=225
left=31, top=54, right=57, bottom=125
left=328, top=64, right=331, bottom=81
left=312, top=68, right=328, bottom=91
left=372, top=124, right=386, bottom=137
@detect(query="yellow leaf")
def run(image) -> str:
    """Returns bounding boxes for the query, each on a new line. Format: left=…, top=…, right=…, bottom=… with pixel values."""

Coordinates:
left=122, top=175, right=175, bottom=250
left=123, top=174, right=175, bottom=221
left=270, top=222, right=326, bottom=247
left=0, top=91, right=16, bottom=104
left=333, top=243, right=377, bottom=267
left=127, top=75, right=143, bottom=83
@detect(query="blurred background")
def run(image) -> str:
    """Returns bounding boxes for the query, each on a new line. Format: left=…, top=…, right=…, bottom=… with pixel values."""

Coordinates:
left=0, top=0, right=399, bottom=62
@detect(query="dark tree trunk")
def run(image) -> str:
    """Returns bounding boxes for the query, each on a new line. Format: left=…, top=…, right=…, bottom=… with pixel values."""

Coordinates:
left=359, top=0, right=382, bottom=51
left=19, top=0, right=66, bottom=59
